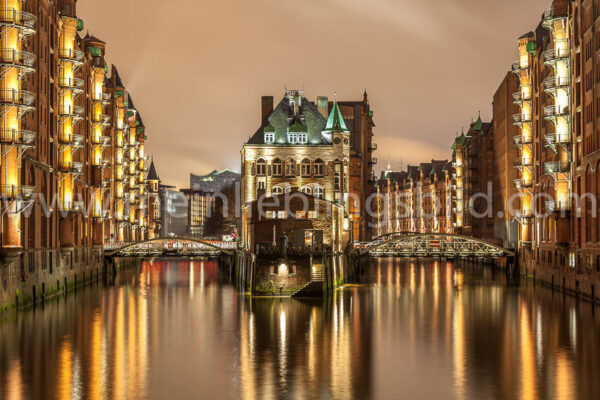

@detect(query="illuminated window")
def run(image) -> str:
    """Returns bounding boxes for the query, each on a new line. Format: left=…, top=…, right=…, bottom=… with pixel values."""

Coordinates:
left=273, top=158, right=282, bottom=176
left=272, top=186, right=283, bottom=195
left=285, top=159, right=295, bottom=176
left=277, top=211, right=286, bottom=219
left=301, top=159, right=311, bottom=177
left=298, top=133, right=307, bottom=144
left=300, top=186, right=312, bottom=195
left=256, top=159, right=266, bottom=176
left=314, top=159, right=323, bottom=177
left=314, top=186, right=324, bottom=199
left=264, top=132, right=274, bottom=144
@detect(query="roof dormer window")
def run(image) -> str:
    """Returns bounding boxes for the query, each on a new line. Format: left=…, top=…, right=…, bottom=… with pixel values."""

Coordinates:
left=264, top=132, right=274, bottom=144
left=288, top=132, right=307, bottom=144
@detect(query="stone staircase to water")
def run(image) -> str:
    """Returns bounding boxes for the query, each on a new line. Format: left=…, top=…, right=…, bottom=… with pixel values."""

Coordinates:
left=292, top=267, right=324, bottom=298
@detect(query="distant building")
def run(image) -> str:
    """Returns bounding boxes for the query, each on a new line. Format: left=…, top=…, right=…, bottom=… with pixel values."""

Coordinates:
left=190, top=169, right=240, bottom=193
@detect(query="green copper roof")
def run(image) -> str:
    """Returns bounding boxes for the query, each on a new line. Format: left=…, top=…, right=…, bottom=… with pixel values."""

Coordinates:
left=77, top=19, right=84, bottom=31
left=526, top=41, right=537, bottom=55
left=88, top=46, right=102, bottom=57
left=114, top=89, right=124, bottom=97
left=472, top=113, right=483, bottom=131
left=263, top=124, right=276, bottom=133
left=324, top=97, right=349, bottom=133
left=288, top=122, right=308, bottom=133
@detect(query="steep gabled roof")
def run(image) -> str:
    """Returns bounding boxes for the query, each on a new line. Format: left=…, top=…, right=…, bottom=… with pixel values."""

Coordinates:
left=112, top=65, right=124, bottom=88
left=147, top=159, right=159, bottom=181
left=324, top=97, right=349, bottom=133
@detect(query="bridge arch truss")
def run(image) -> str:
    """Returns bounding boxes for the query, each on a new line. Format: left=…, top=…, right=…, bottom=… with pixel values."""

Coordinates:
left=107, top=237, right=236, bottom=258
left=360, top=233, right=514, bottom=258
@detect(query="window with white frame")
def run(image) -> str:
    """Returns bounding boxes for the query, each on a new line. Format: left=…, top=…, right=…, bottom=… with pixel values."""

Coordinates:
left=301, top=159, right=311, bottom=176
left=272, top=186, right=283, bottom=195
left=272, top=159, right=282, bottom=176
left=256, top=159, right=266, bottom=176
left=285, top=159, right=295, bottom=176
left=313, top=159, right=323, bottom=177
left=300, top=186, right=312, bottom=195
left=264, top=132, right=275, bottom=144
left=314, top=186, right=324, bottom=199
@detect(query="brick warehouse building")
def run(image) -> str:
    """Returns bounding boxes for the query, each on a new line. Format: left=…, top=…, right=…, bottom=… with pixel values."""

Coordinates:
left=1, top=0, right=155, bottom=310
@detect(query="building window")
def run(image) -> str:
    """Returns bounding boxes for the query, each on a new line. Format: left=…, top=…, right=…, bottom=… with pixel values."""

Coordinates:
left=301, top=186, right=312, bottom=195
left=257, top=181, right=265, bottom=190
left=264, top=132, right=275, bottom=144
left=256, top=159, right=266, bottom=176
left=314, top=159, right=323, bottom=177
left=272, top=186, right=283, bottom=195
left=288, top=132, right=299, bottom=143
left=288, top=132, right=308, bottom=144
left=285, top=159, right=295, bottom=176
left=298, top=133, right=307, bottom=144
left=272, top=158, right=282, bottom=176
left=334, top=172, right=341, bottom=191
left=302, top=159, right=311, bottom=177
left=314, top=186, right=324, bottom=199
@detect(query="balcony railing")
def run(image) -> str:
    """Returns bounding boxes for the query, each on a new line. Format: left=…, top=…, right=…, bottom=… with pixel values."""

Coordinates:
left=513, top=135, right=533, bottom=145
left=544, top=160, right=570, bottom=174
left=546, top=199, right=571, bottom=213
left=59, top=200, right=85, bottom=213
left=544, top=75, right=570, bottom=90
left=369, top=143, right=378, bottom=151
left=511, top=61, right=529, bottom=74
left=58, top=48, right=84, bottom=64
left=543, top=105, right=569, bottom=118
left=0, top=184, right=35, bottom=199
left=513, top=113, right=532, bottom=124
left=0, top=128, right=36, bottom=146
left=0, top=89, right=35, bottom=108
left=0, top=49, right=36, bottom=71
left=72, top=134, right=84, bottom=146
left=369, top=157, right=378, bottom=166
left=543, top=40, right=569, bottom=63
left=0, top=8, right=37, bottom=34
left=58, top=104, right=84, bottom=117
left=542, top=8, right=567, bottom=28
left=512, top=91, right=532, bottom=104
left=513, top=157, right=532, bottom=167
left=544, top=133, right=570, bottom=147
left=58, top=77, right=84, bottom=90
left=514, top=179, right=532, bottom=189
left=57, top=160, right=84, bottom=174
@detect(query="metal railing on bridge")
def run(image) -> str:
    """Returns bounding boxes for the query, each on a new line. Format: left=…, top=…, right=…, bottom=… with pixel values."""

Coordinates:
left=104, top=237, right=237, bottom=258
left=358, top=233, right=514, bottom=258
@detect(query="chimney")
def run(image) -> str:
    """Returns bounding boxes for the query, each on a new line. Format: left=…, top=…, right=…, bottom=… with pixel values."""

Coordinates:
left=261, top=96, right=273, bottom=124
left=317, top=96, right=329, bottom=119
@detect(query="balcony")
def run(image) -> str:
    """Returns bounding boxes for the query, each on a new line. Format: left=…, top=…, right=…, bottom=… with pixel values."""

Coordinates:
left=514, top=210, right=533, bottom=221
left=511, top=61, right=529, bottom=74
left=544, top=75, right=570, bottom=91
left=59, top=200, right=85, bottom=214
left=513, top=178, right=532, bottom=190
left=0, top=184, right=35, bottom=200
left=102, top=136, right=111, bottom=146
left=93, top=210, right=111, bottom=220
left=513, top=157, right=532, bottom=168
left=58, top=48, right=84, bottom=65
left=544, top=161, right=570, bottom=175
left=57, top=160, right=84, bottom=174
left=369, top=157, right=378, bottom=166
left=542, top=8, right=567, bottom=29
left=369, top=143, right=377, bottom=151
left=0, top=8, right=37, bottom=36
left=544, top=133, right=570, bottom=148
left=543, top=40, right=569, bottom=64
left=512, top=91, right=531, bottom=105
left=512, top=113, right=532, bottom=124
left=543, top=105, right=569, bottom=122
left=513, top=135, right=533, bottom=145
left=58, top=77, right=84, bottom=92
left=58, top=104, right=84, bottom=117
left=0, top=89, right=35, bottom=109
left=0, top=49, right=36, bottom=72
left=72, top=134, right=84, bottom=146
left=0, top=128, right=36, bottom=146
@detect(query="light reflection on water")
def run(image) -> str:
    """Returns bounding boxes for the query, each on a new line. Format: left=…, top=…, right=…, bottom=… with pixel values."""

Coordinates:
left=1, top=258, right=599, bottom=399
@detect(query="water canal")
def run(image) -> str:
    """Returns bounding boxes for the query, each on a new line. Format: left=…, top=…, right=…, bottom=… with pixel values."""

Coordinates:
left=1, top=258, right=599, bottom=399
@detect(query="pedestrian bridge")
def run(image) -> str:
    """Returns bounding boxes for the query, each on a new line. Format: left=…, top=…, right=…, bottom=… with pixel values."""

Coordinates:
left=105, top=237, right=237, bottom=258
left=358, top=233, right=514, bottom=258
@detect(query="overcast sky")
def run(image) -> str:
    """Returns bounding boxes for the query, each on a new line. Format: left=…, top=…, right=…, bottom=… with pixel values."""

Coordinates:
left=78, top=0, right=549, bottom=188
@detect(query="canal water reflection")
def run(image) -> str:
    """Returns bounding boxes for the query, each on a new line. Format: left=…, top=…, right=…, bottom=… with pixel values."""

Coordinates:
left=1, top=258, right=600, bottom=399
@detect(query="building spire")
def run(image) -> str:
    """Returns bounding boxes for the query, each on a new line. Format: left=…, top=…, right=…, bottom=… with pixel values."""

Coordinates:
left=324, top=92, right=349, bottom=133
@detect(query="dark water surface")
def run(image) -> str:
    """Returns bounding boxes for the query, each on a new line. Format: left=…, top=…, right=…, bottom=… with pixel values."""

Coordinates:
left=1, top=258, right=599, bottom=400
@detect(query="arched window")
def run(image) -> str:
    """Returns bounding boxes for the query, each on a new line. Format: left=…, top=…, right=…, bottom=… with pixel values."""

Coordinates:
left=256, top=158, right=266, bottom=176
left=272, top=186, right=283, bottom=195
left=314, top=159, right=324, bottom=177
left=285, top=159, right=295, bottom=177
left=273, top=158, right=282, bottom=176
left=300, top=186, right=312, bottom=195
left=314, top=186, right=324, bottom=199
left=301, top=159, right=311, bottom=177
